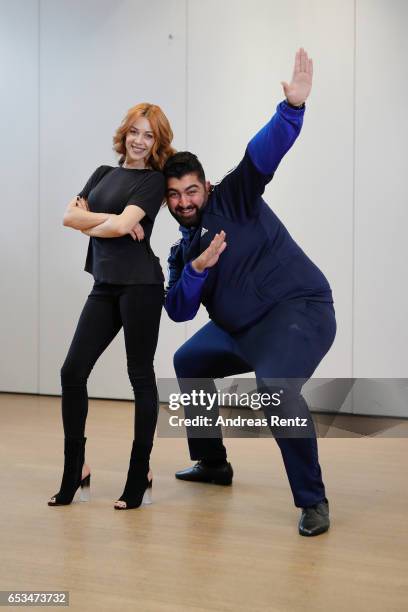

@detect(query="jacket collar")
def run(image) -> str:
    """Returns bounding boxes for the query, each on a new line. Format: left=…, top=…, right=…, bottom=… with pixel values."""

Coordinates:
left=179, top=225, right=198, bottom=243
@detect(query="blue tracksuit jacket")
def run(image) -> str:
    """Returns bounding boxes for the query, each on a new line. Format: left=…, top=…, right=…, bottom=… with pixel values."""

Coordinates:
left=165, top=100, right=333, bottom=333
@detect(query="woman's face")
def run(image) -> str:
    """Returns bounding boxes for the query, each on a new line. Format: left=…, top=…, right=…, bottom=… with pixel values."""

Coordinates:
left=124, top=116, right=155, bottom=168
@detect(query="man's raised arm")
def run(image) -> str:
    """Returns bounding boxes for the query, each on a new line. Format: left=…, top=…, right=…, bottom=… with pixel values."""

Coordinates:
left=247, top=47, right=313, bottom=176
left=214, top=48, right=314, bottom=219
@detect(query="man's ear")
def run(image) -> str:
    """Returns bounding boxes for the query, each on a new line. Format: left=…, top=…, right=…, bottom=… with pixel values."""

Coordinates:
left=205, top=180, right=211, bottom=194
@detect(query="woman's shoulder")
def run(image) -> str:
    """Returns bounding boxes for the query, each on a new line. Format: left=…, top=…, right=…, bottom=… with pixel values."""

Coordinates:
left=92, top=164, right=115, bottom=178
left=146, top=167, right=164, bottom=177
left=142, top=169, right=165, bottom=187
left=149, top=168, right=165, bottom=180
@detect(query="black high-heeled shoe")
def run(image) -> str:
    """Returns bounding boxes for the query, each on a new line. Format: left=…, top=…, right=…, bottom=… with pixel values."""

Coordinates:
left=114, top=440, right=153, bottom=510
left=48, top=436, right=90, bottom=506
left=114, top=474, right=152, bottom=510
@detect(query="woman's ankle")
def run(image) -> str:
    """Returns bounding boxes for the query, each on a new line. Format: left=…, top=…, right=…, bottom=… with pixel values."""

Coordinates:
left=82, top=463, right=91, bottom=479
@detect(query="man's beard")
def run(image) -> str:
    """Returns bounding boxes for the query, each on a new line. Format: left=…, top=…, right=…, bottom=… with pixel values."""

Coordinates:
left=168, top=205, right=203, bottom=228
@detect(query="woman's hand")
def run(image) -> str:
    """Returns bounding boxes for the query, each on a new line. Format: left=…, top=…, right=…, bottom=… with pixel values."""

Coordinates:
left=129, top=222, right=145, bottom=242
left=281, top=47, right=313, bottom=106
left=191, top=231, right=227, bottom=273
left=67, top=196, right=88, bottom=211
left=64, top=197, right=110, bottom=231
left=75, top=196, right=89, bottom=211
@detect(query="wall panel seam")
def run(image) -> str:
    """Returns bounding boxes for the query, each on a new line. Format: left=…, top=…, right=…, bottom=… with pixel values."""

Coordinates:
left=352, top=0, right=357, bottom=408
left=184, top=0, right=189, bottom=343
left=37, top=0, right=41, bottom=394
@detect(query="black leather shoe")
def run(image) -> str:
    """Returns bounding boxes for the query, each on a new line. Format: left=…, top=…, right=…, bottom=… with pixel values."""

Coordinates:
left=298, top=499, right=330, bottom=536
left=175, top=460, right=233, bottom=485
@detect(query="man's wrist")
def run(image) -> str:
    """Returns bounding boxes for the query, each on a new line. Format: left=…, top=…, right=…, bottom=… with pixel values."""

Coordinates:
left=285, top=98, right=306, bottom=109
left=190, top=260, right=206, bottom=274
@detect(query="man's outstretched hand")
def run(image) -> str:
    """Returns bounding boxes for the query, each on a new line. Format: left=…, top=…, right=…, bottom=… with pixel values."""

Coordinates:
left=281, top=47, right=313, bottom=106
left=191, top=231, right=227, bottom=273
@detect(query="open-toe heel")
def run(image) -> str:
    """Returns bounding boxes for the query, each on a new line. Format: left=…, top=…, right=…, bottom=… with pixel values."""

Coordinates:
left=114, top=440, right=153, bottom=510
left=48, top=437, right=90, bottom=506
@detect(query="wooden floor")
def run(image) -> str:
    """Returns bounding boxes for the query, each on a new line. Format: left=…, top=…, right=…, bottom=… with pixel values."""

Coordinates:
left=1, top=393, right=407, bottom=612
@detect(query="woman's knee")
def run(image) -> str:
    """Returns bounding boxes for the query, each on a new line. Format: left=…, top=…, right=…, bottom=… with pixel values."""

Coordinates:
left=127, top=362, right=155, bottom=389
left=60, top=358, right=89, bottom=387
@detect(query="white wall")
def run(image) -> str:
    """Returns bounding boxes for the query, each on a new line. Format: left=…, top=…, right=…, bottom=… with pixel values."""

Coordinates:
left=1, top=0, right=407, bottom=413
left=353, top=0, right=408, bottom=377
left=186, top=0, right=355, bottom=378
left=39, top=0, right=186, bottom=397
left=0, top=0, right=39, bottom=392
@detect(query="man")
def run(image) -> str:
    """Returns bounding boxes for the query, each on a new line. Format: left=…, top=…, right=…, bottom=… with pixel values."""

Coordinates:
left=162, top=49, right=336, bottom=536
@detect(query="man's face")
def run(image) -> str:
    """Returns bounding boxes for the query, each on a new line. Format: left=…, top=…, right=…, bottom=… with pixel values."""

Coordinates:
left=166, top=173, right=210, bottom=227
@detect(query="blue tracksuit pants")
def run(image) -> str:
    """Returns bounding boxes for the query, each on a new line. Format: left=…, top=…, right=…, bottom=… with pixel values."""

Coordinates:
left=173, top=298, right=336, bottom=508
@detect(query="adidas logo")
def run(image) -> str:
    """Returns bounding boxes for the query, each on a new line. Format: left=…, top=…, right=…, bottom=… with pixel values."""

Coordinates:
left=201, top=227, right=208, bottom=237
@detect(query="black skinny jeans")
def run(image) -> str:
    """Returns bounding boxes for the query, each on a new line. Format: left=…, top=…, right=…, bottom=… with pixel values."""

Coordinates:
left=60, top=282, right=164, bottom=460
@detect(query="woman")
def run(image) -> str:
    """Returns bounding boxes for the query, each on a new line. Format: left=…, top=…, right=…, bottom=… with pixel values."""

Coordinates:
left=48, top=103, right=175, bottom=510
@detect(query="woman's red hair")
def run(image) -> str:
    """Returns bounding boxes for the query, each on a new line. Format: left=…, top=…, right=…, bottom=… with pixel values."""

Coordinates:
left=113, top=103, right=176, bottom=170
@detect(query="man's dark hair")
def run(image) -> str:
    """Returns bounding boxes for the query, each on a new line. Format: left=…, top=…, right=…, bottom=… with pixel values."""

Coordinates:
left=163, top=151, right=206, bottom=185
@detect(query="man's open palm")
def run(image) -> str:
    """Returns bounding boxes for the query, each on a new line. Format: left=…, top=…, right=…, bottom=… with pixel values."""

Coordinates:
left=281, top=48, right=313, bottom=106
left=192, top=231, right=227, bottom=273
